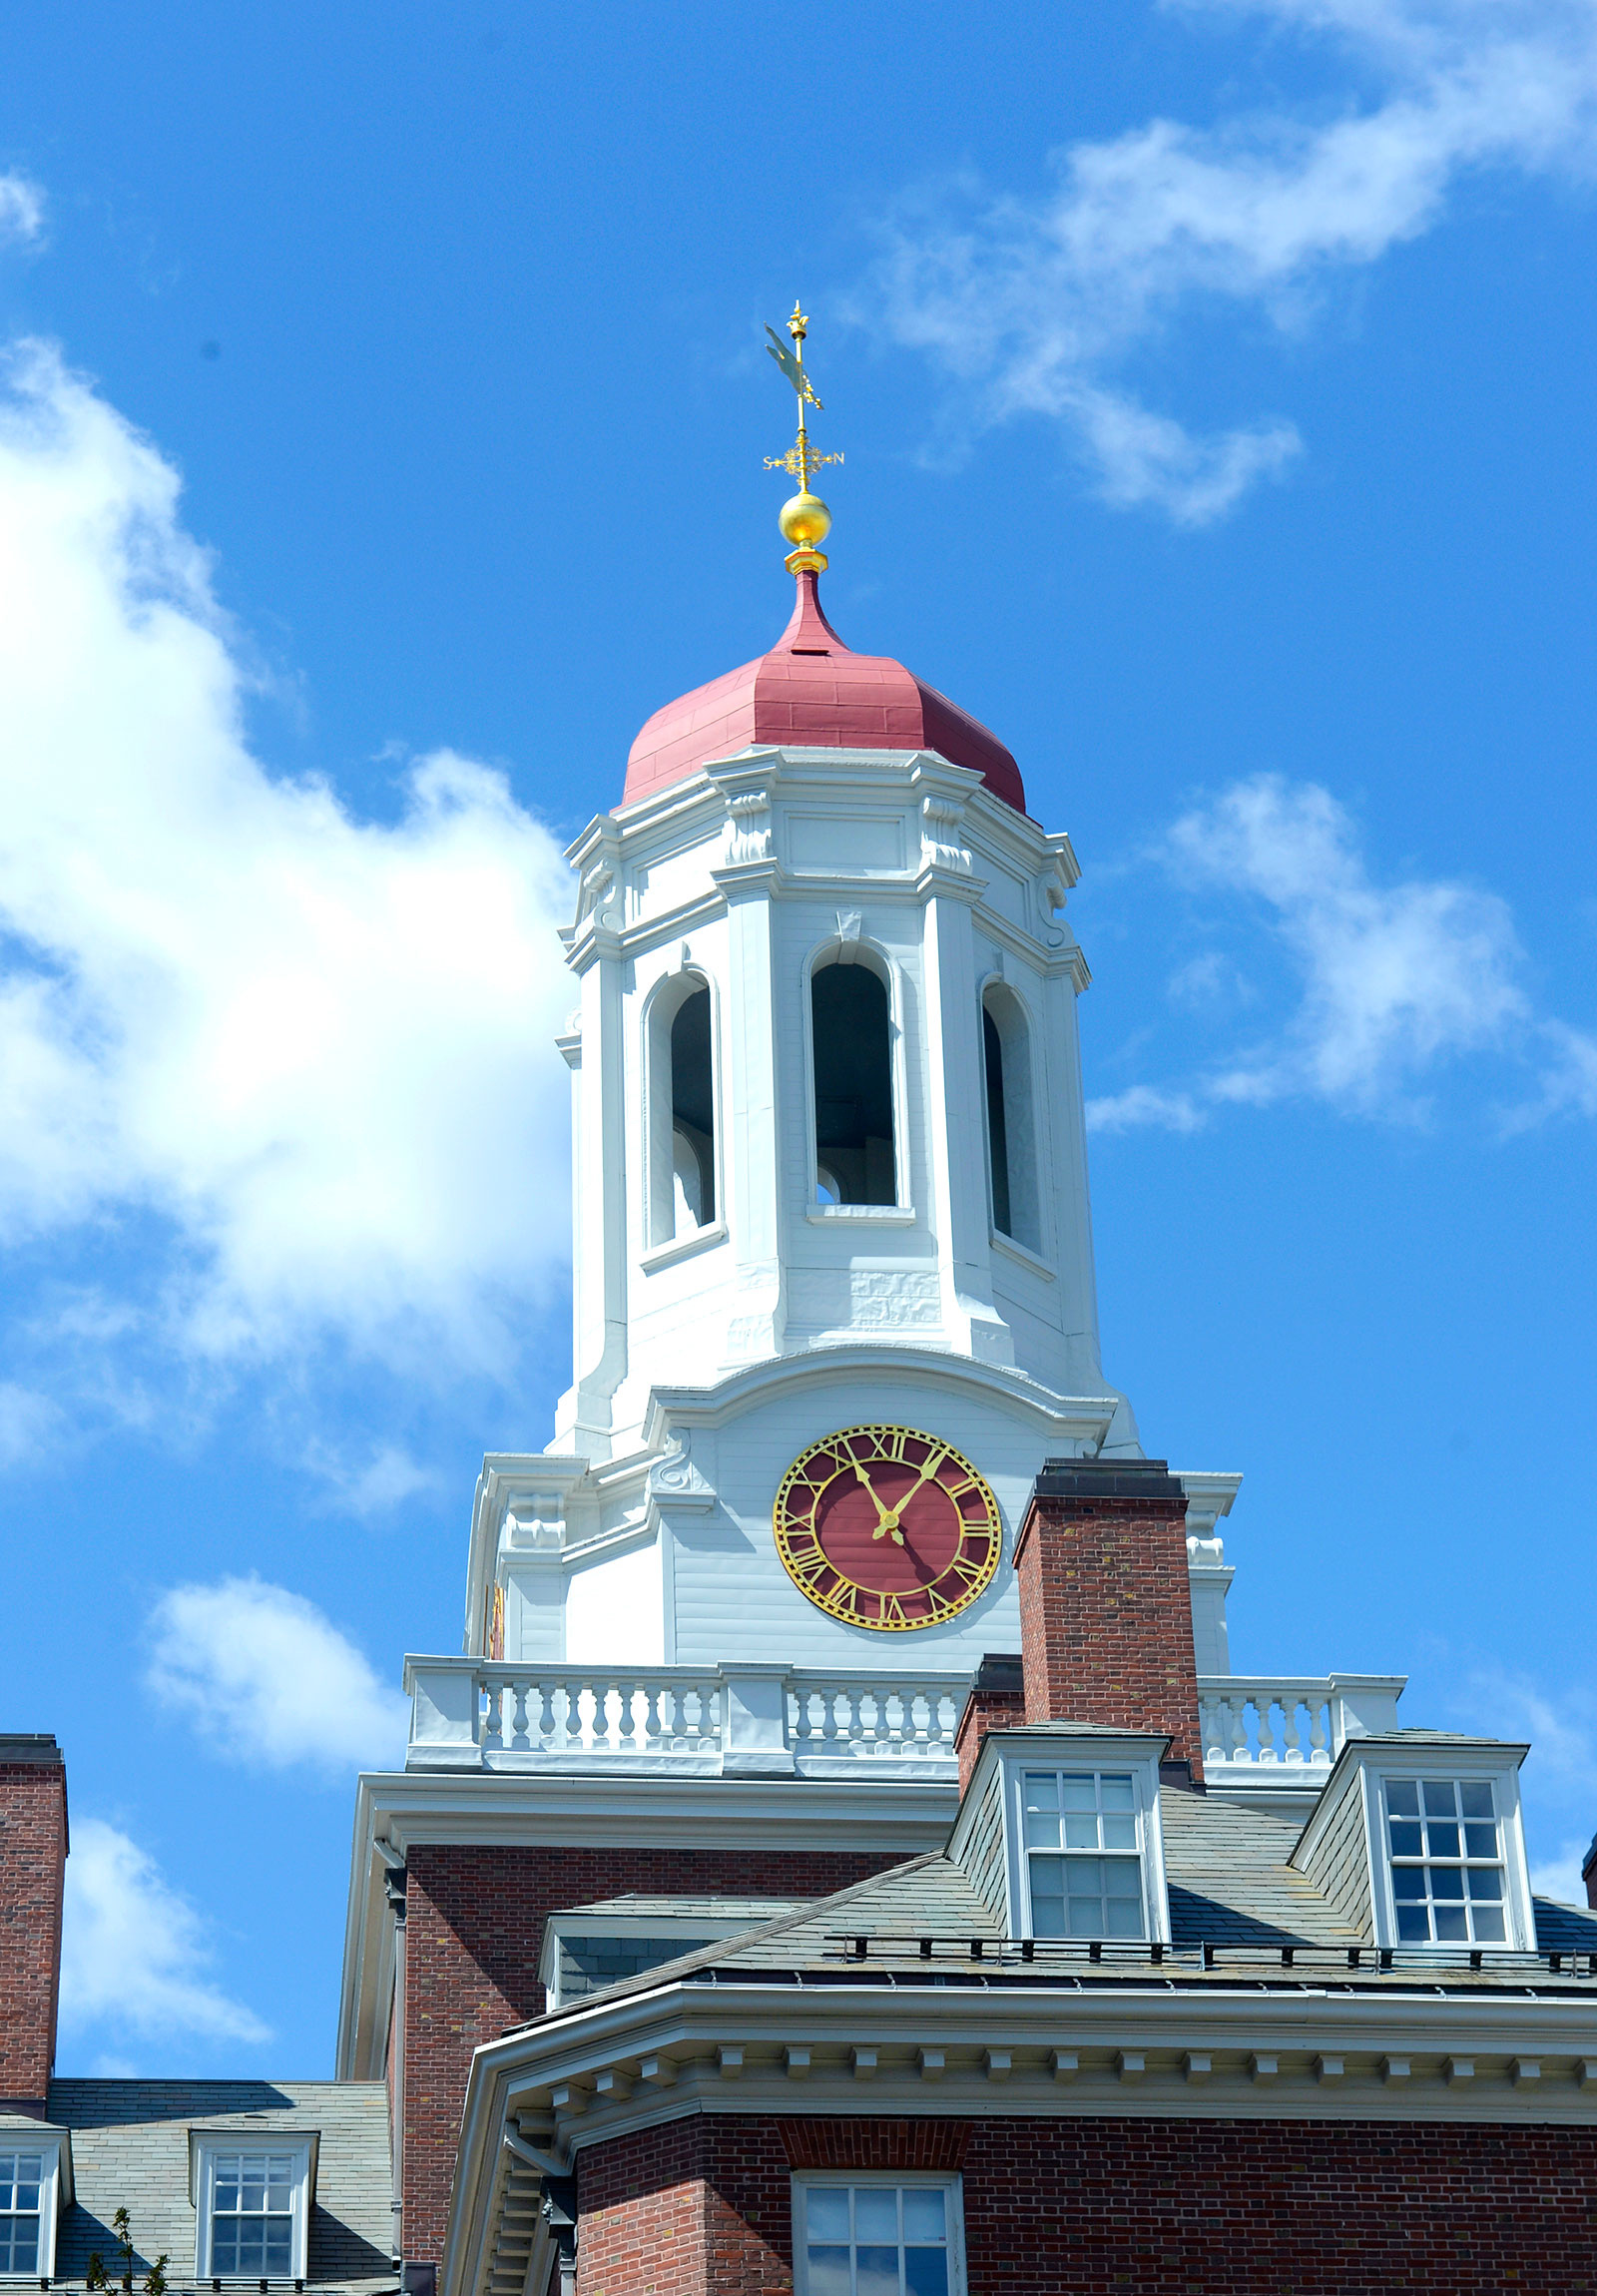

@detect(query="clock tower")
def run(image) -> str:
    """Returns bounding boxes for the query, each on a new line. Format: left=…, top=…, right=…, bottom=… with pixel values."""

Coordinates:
left=447, top=307, right=1232, bottom=1686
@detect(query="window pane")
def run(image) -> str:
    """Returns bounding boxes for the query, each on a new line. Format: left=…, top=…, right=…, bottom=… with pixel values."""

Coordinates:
left=1395, top=1903, right=1431, bottom=1941
left=1426, top=1821, right=1460, bottom=1859
left=807, top=2192, right=850, bottom=2242
left=854, top=2192, right=898, bottom=2243
left=1385, top=1780, right=1420, bottom=1817
left=855, top=2248, right=899, bottom=2296
left=1471, top=1904, right=1506, bottom=1942
left=900, top=2192, right=944, bottom=2242
left=1431, top=1867, right=1465, bottom=1901
left=1458, top=1783, right=1494, bottom=1820
left=1466, top=1867, right=1503, bottom=1902
left=1433, top=1903, right=1468, bottom=1941
left=1463, top=1824, right=1497, bottom=1858
left=1062, top=1813, right=1099, bottom=1849
left=1105, top=1896, right=1143, bottom=1938
left=904, top=2252, right=950, bottom=2296
left=805, top=2247, right=850, bottom=2296
left=1391, top=1867, right=1426, bottom=1901
left=1060, top=1774, right=1096, bottom=1811
left=1422, top=1780, right=1458, bottom=1817
left=1388, top=1820, right=1423, bottom=1857
left=1102, top=1812, right=1137, bottom=1851
left=1100, top=1776, right=1135, bottom=1811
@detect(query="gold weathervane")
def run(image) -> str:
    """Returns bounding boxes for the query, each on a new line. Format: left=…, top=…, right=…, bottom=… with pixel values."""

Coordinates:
left=764, top=301, right=842, bottom=574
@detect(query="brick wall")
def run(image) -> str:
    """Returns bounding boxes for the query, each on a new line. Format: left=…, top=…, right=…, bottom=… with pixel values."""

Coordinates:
left=1014, top=1459, right=1203, bottom=1776
left=400, top=1842, right=895, bottom=2266
left=572, top=2112, right=1597, bottom=2294
left=0, top=1737, right=67, bottom=2115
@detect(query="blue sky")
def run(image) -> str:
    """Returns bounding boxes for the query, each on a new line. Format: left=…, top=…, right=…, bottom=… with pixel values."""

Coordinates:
left=1, top=0, right=1594, bottom=2074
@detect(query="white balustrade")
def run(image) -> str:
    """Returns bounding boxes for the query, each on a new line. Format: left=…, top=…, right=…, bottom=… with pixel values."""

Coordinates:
left=404, top=1657, right=970, bottom=1777
left=406, top=1659, right=1403, bottom=1794
left=1197, top=1673, right=1406, bottom=1791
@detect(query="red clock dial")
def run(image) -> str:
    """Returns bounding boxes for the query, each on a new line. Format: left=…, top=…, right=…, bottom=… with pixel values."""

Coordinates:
left=773, top=1424, right=1002, bottom=1630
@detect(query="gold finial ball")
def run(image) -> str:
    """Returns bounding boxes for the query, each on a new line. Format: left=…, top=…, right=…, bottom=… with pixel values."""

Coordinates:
left=779, top=490, right=831, bottom=549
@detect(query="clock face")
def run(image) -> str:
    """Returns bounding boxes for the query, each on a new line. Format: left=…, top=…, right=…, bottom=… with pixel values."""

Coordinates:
left=773, top=1424, right=1002, bottom=1631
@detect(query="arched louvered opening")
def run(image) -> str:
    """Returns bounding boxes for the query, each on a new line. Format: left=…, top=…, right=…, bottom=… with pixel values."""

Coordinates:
left=811, top=958, right=896, bottom=1207
left=982, top=985, right=1040, bottom=1254
left=648, top=976, right=716, bottom=1246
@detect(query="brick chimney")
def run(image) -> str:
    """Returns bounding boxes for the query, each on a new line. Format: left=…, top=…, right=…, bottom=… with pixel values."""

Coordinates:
left=954, top=1654, right=1026, bottom=1796
left=0, top=1736, right=68, bottom=2116
left=1012, top=1459, right=1203, bottom=1785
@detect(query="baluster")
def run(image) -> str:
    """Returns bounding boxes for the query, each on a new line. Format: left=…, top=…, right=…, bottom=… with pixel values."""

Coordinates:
left=509, top=1679, right=530, bottom=1750
left=641, top=1683, right=664, bottom=1752
left=1200, top=1695, right=1221, bottom=1766
left=1257, top=1697, right=1280, bottom=1764
left=1229, top=1698, right=1251, bottom=1764
left=789, top=1685, right=812, bottom=1750
left=483, top=1679, right=504, bottom=1751
left=1309, top=1695, right=1331, bottom=1762
left=1281, top=1698, right=1304, bottom=1765
left=536, top=1679, right=556, bottom=1749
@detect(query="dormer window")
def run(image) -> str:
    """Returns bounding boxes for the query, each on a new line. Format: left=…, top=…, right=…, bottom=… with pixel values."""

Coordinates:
left=191, top=2134, right=314, bottom=2283
left=948, top=1728, right=1171, bottom=1947
left=0, top=2139, right=65, bottom=2281
left=0, top=2151, right=44, bottom=2275
left=1021, top=1769, right=1147, bottom=1940
left=1293, top=1736, right=1534, bottom=1953
left=1384, top=1777, right=1507, bottom=1945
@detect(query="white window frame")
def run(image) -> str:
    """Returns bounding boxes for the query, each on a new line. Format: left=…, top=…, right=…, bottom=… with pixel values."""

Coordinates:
left=994, top=1732, right=1171, bottom=1946
left=792, top=2172, right=966, bottom=2296
left=0, top=2133, right=67, bottom=2281
left=1360, top=1747, right=1535, bottom=1953
left=190, top=2132, right=316, bottom=2283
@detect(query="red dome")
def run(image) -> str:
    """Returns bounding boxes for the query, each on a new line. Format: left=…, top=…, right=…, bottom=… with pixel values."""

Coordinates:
left=623, top=572, right=1026, bottom=814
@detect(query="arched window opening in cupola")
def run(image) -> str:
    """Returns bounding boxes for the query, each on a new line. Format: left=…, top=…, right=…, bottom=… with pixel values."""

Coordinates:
left=811, top=958, right=896, bottom=1206
left=648, top=978, right=716, bottom=1247
left=983, top=986, right=1040, bottom=1255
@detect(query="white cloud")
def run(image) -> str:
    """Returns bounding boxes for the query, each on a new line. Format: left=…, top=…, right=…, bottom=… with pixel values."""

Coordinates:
left=1086, top=774, right=1594, bottom=1129
left=0, top=1382, right=60, bottom=1464
left=146, top=1575, right=409, bottom=1772
left=866, top=0, right=1597, bottom=517
left=1086, top=1083, right=1207, bottom=1132
left=0, top=175, right=44, bottom=250
left=0, top=340, right=575, bottom=1385
left=304, top=1439, right=437, bottom=1517
left=1168, top=774, right=1526, bottom=1111
left=60, top=1817, right=268, bottom=2044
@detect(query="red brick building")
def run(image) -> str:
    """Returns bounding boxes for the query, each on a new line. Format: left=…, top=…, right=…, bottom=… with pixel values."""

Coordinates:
left=331, top=376, right=1597, bottom=2296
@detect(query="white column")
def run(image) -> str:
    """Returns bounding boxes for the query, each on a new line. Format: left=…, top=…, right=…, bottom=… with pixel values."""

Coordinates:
left=715, top=812, right=787, bottom=1365
left=919, top=877, right=1014, bottom=1366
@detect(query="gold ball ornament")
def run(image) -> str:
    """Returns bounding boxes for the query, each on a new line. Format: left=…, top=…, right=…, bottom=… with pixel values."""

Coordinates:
left=779, top=490, right=832, bottom=548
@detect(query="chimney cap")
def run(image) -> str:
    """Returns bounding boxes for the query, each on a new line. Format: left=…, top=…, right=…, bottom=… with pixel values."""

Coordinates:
left=0, top=1736, right=64, bottom=1766
left=1032, top=1458, right=1186, bottom=1502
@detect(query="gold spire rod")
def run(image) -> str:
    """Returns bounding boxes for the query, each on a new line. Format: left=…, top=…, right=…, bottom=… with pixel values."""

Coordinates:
left=765, top=300, right=842, bottom=573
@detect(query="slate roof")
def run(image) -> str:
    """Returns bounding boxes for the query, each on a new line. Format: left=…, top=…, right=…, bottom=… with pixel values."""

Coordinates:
left=38, top=2080, right=394, bottom=2290
left=514, top=1785, right=1597, bottom=2023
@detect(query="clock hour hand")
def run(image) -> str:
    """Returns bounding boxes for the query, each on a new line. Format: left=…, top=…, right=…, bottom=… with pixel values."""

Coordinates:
left=850, top=1460, right=904, bottom=1544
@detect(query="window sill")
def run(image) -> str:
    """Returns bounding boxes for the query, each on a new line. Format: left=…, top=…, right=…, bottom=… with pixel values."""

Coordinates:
left=805, top=1203, right=917, bottom=1226
left=640, top=1221, right=727, bottom=1273
left=989, top=1228, right=1055, bottom=1279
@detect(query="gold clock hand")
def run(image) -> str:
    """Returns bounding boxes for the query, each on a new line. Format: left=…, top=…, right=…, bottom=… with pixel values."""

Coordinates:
left=851, top=1460, right=905, bottom=1544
